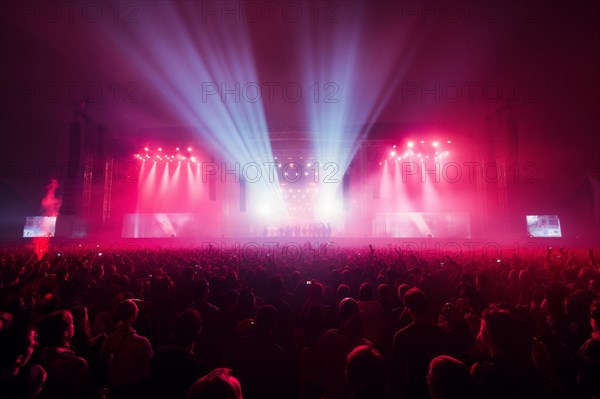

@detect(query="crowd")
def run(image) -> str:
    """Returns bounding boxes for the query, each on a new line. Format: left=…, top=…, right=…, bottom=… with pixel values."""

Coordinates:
left=0, top=243, right=599, bottom=399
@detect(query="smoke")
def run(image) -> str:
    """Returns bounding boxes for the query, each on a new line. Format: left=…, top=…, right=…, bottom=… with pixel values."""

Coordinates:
left=33, top=179, right=62, bottom=260
left=40, top=178, right=62, bottom=217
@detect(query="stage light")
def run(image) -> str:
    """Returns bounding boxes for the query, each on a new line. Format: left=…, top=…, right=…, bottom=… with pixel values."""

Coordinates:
left=407, top=141, right=414, bottom=148
left=433, top=141, right=438, bottom=147
left=379, top=162, right=382, bottom=166
left=144, top=147, right=149, bottom=151
left=176, top=147, right=180, bottom=151
left=420, top=140, right=425, bottom=143
left=158, top=148, right=163, bottom=152
left=307, top=163, right=312, bottom=167
left=106, top=3, right=286, bottom=219
left=390, top=150, right=397, bottom=157
left=447, top=140, right=451, bottom=144
left=392, top=145, right=397, bottom=148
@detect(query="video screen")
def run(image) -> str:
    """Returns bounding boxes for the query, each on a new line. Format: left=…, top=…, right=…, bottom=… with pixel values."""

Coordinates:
left=372, top=212, right=471, bottom=238
left=23, top=216, right=57, bottom=237
left=526, top=215, right=562, bottom=237
left=122, top=213, right=220, bottom=238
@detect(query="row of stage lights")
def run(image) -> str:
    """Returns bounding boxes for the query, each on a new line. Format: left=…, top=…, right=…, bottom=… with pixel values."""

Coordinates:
left=380, top=140, right=452, bottom=165
left=133, top=147, right=199, bottom=164
left=283, top=188, right=319, bottom=201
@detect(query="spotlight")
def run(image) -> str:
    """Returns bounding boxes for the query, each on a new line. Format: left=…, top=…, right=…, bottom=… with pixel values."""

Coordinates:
left=447, top=140, right=451, bottom=144
left=144, top=147, right=149, bottom=151
left=407, top=141, right=414, bottom=148
left=176, top=147, right=180, bottom=151
left=433, top=141, right=438, bottom=147
left=390, top=150, right=396, bottom=157
left=158, top=147, right=163, bottom=152
left=187, top=147, right=192, bottom=152
left=420, top=140, right=425, bottom=143
left=392, top=145, right=397, bottom=149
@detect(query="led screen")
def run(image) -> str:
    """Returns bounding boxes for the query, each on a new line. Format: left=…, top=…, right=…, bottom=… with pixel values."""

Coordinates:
left=526, top=215, right=562, bottom=237
left=372, top=212, right=471, bottom=238
left=23, top=216, right=57, bottom=237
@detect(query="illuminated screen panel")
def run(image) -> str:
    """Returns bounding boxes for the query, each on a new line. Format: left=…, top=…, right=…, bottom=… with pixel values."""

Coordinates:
left=122, top=213, right=218, bottom=238
left=526, top=215, right=562, bottom=237
left=372, top=212, right=471, bottom=238
left=23, top=216, right=57, bottom=237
